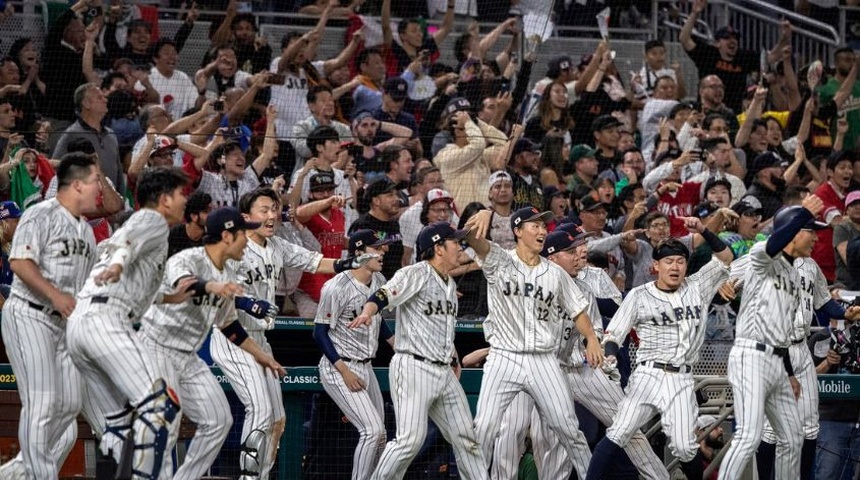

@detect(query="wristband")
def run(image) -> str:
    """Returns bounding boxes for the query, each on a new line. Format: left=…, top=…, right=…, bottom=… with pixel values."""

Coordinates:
left=701, top=229, right=727, bottom=254
left=221, top=320, right=249, bottom=346
left=190, top=280, right=208, bottom=297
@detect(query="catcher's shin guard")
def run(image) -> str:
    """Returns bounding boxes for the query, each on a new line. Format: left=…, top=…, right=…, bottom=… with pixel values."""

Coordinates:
left=126, top=379, right=180, bottom=480
left=238, top=429, right=267, bottom=479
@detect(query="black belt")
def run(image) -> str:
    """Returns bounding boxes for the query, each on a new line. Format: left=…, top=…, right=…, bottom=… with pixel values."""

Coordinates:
left=640, top=361, right=692, bottom=373
left=27, top=301, right=60, bottom=318
left=341, top=357, right=372, bottom=363
left=791, top=339, right=805, bottom=345
left=411, top=354, right=449, bottom=367
left=756, top=342, right=788, bottom=357
left=90, top=296, right=134, bottom=319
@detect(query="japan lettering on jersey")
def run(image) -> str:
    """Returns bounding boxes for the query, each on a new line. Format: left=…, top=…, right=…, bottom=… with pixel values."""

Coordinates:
left=735, top=242, right=807, bottom=346
left=78, top=209, right=169, bottom=318
left=315, top=270, right=387, bottom=360
left=9, top=198, right=96, bottom=304
left=381, top=262, right=459, bottom=363
left=140, top=247, right=240, bottom=353
left=605, top=258, right=728, bottom=365
left=237, top=236, right=323, bottom=330
left=479, top=243, right=588, bottom=353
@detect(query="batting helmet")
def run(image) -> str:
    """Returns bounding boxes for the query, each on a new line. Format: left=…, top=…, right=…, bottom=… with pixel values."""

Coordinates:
left=772, top=205, right=828, bottom=231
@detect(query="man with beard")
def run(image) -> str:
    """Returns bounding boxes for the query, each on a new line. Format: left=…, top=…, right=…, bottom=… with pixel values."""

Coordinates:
left=506, top=139, right=543, bottom=210
left=744, top=151, right=788, bottom=220
left=350, top=111, right=414, bottom=177
left=695, top=415, right=725, bottom=479
left=168, top=191, right=213, bottom=258
left=349, top=178, right=404, bottom=279
left=680, top=0, right=791, bottom=112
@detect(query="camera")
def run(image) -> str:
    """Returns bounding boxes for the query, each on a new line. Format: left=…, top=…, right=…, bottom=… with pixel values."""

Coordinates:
left=830, top=322, right=860, bottom=373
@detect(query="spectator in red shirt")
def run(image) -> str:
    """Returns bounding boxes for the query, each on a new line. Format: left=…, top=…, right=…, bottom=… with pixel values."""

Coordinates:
left=812, top=150, right=856, bottom=281
left=294, top=171, right=349, bottom=317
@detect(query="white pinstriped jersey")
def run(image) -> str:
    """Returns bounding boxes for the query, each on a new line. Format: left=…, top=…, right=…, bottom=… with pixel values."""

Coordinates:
left=139, top=247, right=241, bottom=353
left=78, top=208, right=169, bottom=319
left=197, top=168, right=261, bottom=208
left=577, top=265, right=623, bottom=305
left=237, top=236, right=323, bottom=330
left=558, top=277, right=603, bottom=367
left=9, top=199, right=96, bottom=304
left=605, top=257, right=728, bottom=365
left=380, top=261, right=459, bottom=363
left=314, top=271, right=387, bottom=360
left=478, top=243, right=589, bottom=353
left=732, top=255, right=830, bottom=343
left=735, top=242, right=809, bottom=347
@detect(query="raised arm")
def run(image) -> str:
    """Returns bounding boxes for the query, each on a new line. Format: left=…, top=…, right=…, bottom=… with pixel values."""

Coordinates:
left=433, top=0, right=456, bottom=45
left=679, top=0, right=706, bottom=52
left=381, top=0, right=393, bottom=48
left=251, top=105, right=278, bottom=176
left=322, top=27, right=364, bottom=75
left=766, top=21, right=793, bottom=66
left=463, top=209, right=493, bottom=259
left=735, top=86, right=767, bottom=148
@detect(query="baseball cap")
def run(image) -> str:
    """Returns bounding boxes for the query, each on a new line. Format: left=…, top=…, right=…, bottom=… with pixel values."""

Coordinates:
left=512, top=138, right=541, bottom=156
left=542, top=185, right=566, bottom=200
left=205, top=207, right=262, bottom=241
left=488, top=170, right=513, bottom=188
left=416, top=222, right=468, bottom=257
left=703, top=176, right=732, bottom=196
left=773, top=205, right=828, bottom=231
left=348, top=229, right=391, bottom=255
left=714, top=26, right=740, bottom=40
left=510, top=206, right=554, bottom=231
left=444, top=97, right=471, bottom=117
left=351, top=110, right=375, bottom=128
left=365, top=177, right=399, bottom=199
left=309, top=172, right=337, bottom=191
left=751, top=151, right=788, bottom=173
left=383, top=77, right=408, bottom=102
left=0, top=201, right=22, bottom=221
left=591, top=115, right=623, bottom=132
left=579, top=195, right=608, bottom=212
left=426, top=188, right=453, bottom=205
left=547, top=55, right=574, bottom=79
left=731, top=197, right=763, bottom=217
left=555, top=222, right=584, bottom=236
left=696, top=415, right=718, bottom=430
left=578, top=53, right=594, bottom=69
left=846, top=190, right=860, bottom=208
left=540, top=230, right=589, bottom=257
left=693, top=201, right=720, bottom=219
left=150, top=135, right=177, bottom=156
left=569, top=144, right=597, bottom=164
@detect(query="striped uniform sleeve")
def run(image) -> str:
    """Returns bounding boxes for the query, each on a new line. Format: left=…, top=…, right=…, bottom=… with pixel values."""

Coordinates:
left=474, top=242, right=508, bottom=283
left=559, top=269, right=588, bottom=318
left=689, top=257, right=730, bottom=305
left=165, top=249, right=197, bottom=287
left=380, top=264, right=423, bottom=310
left=728, top=254, right=751, bottom=290
left=603, top=289, right=642, bottom=347
left=274, top=237, right=324, bottom=273
left=100, top=211, right=167, bottom=268
left=9, top=208, right=46, bottom=261
left=315, top=277, right=343, bottom=325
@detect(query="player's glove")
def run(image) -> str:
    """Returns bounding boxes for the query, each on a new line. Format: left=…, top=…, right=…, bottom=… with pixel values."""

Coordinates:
left=235, top=297, right=278, bottom=320
left=601, top=355, right=621, bottom=383
left=333, top=253, right=379, bottom=273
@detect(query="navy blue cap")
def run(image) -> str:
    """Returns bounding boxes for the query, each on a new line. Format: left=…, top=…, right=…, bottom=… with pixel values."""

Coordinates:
left=348, top=229, right=391, bottom=255
left=540, top=230, right=589, bottom=257
left=510, top=206, right=554, bottom=232
left=0, top=201, right=22, bottom=220
left=205, top=207, right=261, bottom=242
left=416, top=222, right=468, bottom=257
left=773, top=205, right=828, bottom=231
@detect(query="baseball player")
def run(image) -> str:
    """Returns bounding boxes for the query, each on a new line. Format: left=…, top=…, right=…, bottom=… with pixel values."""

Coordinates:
left=586, top=217, right=733, bottom=480
left=349, top=222, right=488, bottom=480
left=0, top=154, right=101, bottom=480
left=463, top=206, right=601, bottom=478
left=139, top=207, right=286, bottom=480
left=66, top=166, right=190, bottom=480
left=209, top=187, right=374, bottom=479
left=535, top=230, right=671, bottom=480
left=312, top=229, right=394, bottom=480
left=719, top=197, right=860, bottom=479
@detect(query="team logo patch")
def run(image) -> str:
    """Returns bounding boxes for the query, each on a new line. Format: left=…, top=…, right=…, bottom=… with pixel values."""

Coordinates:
left=224, top=220, right=234, bottom=229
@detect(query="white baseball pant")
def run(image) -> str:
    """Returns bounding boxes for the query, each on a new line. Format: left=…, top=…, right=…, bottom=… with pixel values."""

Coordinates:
left=371, top=353, right=487, bottom=480
left=762, top=342, right=818, bottom=443
left=1, top=297, right=82, bottom=480
left=474, top=350, right=591, bottom=478
left=319, top=358, right=386, bottom=480
left=210, top=329, right=285, bottom=478
left=718, top=341, right=803, bottom=479
left=143, top=337, right=233, bottom=480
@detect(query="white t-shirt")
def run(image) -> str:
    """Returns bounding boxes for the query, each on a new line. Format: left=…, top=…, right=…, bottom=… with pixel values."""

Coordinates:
left=137, top=68, right=199, bottom=120
left=268, top=59, right=324, bottom=142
